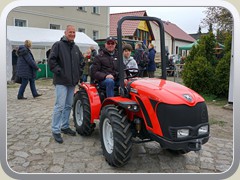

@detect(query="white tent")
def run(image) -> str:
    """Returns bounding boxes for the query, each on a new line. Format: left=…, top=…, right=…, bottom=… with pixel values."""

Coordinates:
left=6, top=26, right=99, bottom=81
left=7, top=26, right=98, bottom=50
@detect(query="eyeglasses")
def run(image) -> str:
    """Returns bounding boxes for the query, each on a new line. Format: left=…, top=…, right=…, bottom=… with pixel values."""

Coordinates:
left=107, top=42, right=115, bottom=45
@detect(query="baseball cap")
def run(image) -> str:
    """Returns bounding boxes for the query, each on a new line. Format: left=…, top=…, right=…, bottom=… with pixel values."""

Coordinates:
left=106, top=36, right=116, bottom=43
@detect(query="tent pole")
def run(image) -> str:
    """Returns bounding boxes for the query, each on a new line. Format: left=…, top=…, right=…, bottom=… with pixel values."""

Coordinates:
left=45, top=46, right=48, bottom=78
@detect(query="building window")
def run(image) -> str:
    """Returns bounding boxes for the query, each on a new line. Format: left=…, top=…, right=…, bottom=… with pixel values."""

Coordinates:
left=93, top=30, right=99, bottom=40
left=176, top=46, right=178, bottom=54
left=50, top=24, right=60, bottom=30
left=78, top=28, right=85, bottom=33
left=15, top=19, right=27, bottom=27
left=77, top=7, right=86, bottom=12
left=92, top=7, right=100, bottom=14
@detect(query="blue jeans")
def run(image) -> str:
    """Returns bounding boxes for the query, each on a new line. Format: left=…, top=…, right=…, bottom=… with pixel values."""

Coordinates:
left=52, top=85, right=75, bottom=134
left=82, top=74, right=88, bottom=82
left=17, top=78, right=38, bottom=98
left=99, top=78, right=119, bottom=97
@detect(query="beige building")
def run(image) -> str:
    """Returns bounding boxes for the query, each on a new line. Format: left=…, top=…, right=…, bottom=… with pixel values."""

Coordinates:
left=7, top=6, right=109, bottom=63
left=7, top=6, right=109, bottom=40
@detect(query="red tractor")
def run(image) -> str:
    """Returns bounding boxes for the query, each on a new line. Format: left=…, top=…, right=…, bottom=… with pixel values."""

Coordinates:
left=73, top=16, right=209, bottom=167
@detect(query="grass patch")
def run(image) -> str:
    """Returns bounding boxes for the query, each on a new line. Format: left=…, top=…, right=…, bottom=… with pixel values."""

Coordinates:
left=200, top=94, right=228, bottom=106
left=7, top=84, right=19, bottom=88
left=35, top=78, right=53, bottom=87
left=7, top=78, right=53, bottom=88
left=209, top=118, right=227, bottom=127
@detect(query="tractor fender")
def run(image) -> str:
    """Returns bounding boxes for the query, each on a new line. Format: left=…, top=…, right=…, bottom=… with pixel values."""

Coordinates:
left=102, top=96, right=140, bottom=112
left=78, top=83, right=101, bottom=123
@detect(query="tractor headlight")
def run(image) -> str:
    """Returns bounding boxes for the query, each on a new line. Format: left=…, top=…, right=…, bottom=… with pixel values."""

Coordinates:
left=177, top=129, right=189, bottom=138
left=133, top=105, right=138, bottom=111
left=127, top=104, right=139, bottom=111
left=198, top=125, right=209, bottom=135
left=127, top=105, right=132, bottom=109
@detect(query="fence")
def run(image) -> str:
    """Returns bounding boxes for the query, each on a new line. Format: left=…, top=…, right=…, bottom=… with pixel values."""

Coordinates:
left=36, top=64, right=53, bottom=79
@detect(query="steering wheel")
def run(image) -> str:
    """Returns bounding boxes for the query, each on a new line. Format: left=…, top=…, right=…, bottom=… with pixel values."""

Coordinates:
left=124, top=68, right=139, bottom=79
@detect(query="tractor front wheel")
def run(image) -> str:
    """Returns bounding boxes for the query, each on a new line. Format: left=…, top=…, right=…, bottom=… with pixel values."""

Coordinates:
left=73, top=88, right=95, bottom=136
left=99, top=105, right=132, bottom=167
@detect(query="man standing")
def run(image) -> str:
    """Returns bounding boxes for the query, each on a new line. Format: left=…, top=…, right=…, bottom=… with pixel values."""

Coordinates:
left=48, top=25, right=84, bottom=143
left=91, top=37, right=118, bottom=97
left=11, top=47, right=18, bottom=82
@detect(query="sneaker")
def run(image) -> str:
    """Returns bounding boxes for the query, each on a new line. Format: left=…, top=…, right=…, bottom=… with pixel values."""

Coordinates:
left=61, top=128, right=76, bottom=136
left=52, top=133, right=63, bottom=143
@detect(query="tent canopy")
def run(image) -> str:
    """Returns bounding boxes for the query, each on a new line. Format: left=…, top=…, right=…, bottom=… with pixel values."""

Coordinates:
left=7, top=26, right=98, bottom=51
left=179, top=40, right=198, bottom=51
left=179, top=39, right=225, bottom=51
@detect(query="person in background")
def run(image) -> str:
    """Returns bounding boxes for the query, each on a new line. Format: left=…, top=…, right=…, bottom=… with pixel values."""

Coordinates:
left=147, top=43, right=156, bottom=78
left=88, top=46, right=97, bottom=83
left=134, top=42, right=145, bottom=77
left=122, top=44, right=138, bottom=85
left=91, top=36, right=118, bottom=98
left=46, top=49, right=51, bottom=59
left=48, top=25, right=84, bottom=144
left=90, top=46, right=97, bottom=58
left=11, top=46, right=18, bottom=83
left=82, top=49, right=92, bottom=82
left=123, top=44, right=138, bottom=70
left=16, top=40, right=42, bottom=100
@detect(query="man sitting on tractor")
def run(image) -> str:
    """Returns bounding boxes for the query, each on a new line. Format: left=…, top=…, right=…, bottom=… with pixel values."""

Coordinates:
left=91, top=37, right=119, bottom=97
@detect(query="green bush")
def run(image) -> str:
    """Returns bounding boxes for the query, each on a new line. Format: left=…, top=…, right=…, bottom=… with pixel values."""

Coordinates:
left=213, top=51, right=231, bottom=97
left=182, top=56, right=214, bottom=94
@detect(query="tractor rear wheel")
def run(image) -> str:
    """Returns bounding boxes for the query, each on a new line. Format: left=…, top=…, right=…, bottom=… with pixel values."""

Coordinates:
left=73, top=88, right=95, bottom=136
left=99, top=105, right=132, bottom=167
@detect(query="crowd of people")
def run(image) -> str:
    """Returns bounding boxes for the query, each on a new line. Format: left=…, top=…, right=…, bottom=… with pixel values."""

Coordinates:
left=11, top=24, right=162, bottom=143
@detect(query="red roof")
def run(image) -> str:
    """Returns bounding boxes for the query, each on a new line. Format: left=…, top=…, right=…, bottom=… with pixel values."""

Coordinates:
left=163, top=21, right=195, bottom=42
left=110, top=10, right=195, bottom=43
left=110, top=11, right=147, bottom=36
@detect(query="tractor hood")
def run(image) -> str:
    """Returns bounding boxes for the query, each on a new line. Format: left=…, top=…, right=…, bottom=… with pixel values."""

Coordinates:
left=130, top=78, right=204, bottom=106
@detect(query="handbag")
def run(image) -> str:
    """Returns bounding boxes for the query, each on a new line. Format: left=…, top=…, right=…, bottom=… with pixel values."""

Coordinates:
left=15, top=76, right=22, bottom=84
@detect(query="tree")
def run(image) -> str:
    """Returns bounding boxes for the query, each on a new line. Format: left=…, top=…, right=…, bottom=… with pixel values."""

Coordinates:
left=201, top=7, right=233, bottom=32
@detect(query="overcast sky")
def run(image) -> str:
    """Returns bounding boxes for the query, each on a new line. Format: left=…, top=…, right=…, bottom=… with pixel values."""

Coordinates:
left=110, top=7, right=208, bottom=34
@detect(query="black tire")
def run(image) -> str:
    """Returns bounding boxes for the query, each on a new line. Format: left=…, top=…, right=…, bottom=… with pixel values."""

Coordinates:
left=73, top=88, right=95, bottom=136
left=99, top=105, right=132, bottom=167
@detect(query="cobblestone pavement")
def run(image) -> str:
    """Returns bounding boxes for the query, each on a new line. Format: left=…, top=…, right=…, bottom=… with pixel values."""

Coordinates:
left=6, top=80, right=233, bottom=173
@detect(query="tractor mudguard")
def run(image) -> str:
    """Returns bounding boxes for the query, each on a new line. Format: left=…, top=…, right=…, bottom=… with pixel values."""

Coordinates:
left=79, top=83, right=101, bottom=123
left=101, top=96, right=140, bottom=112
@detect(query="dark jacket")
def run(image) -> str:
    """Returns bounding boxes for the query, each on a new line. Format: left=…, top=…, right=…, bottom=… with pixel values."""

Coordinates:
left=48, top=36, right=84, bottom=86
left=16, top=45, right=39, bottom=79
left=91, top=49, right=97, bottom=58
left=147, top=48, right=156, bottom=72
left=91, top=48, right=118, bottom=81
left=133, top=48, right=144, bottom=66
left=12, top=49, right=18, bottom=65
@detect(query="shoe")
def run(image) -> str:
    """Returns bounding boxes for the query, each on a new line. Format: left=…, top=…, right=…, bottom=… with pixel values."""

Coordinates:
left=52, top=133, right=63, bottom=144
left=33, top=94, right=42, bottom=98
left=61, top=128, right=76, bottom=136
left=17, top=96, right=27, bottom=100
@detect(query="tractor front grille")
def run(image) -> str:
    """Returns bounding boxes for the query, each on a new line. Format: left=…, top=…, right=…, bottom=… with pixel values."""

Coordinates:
left=156, top=102, right=208, bottom=141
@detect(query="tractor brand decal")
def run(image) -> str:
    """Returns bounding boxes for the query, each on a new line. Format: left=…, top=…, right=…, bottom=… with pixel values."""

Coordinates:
left=130, top=88, right=138, bottom=94
left=183, top=94, right=192, bottom=102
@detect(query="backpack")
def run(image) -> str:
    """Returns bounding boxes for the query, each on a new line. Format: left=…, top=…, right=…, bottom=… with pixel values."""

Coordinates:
left=139, top=50, right=149, bottom=68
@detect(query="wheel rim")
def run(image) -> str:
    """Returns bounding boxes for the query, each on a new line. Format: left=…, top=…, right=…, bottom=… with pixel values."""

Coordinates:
left=75, top=99, right=83, bottom=126
left=102, top=118, right=114, bottom=154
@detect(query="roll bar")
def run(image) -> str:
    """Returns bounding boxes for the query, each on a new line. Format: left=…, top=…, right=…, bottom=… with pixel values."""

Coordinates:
left=117, top=16, right=166, bottom=97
